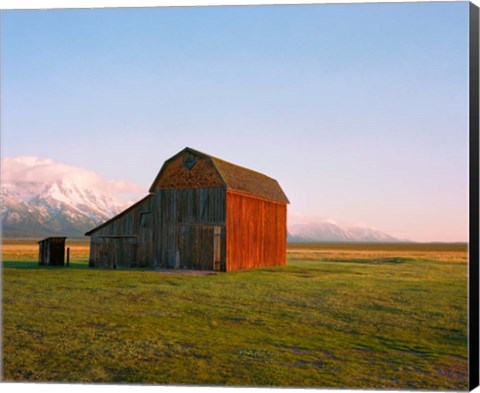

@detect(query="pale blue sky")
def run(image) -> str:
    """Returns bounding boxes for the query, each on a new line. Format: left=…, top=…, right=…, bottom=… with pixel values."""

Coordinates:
left=1, top=2, right=470, bottom=241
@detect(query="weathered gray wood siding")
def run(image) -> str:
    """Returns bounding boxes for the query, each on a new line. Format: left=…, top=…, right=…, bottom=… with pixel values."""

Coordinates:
left=88, top=188, right=226, bottom=269
left=89, top=196, right=155, bottom=268
left=154, top=188, right=226, bottom=270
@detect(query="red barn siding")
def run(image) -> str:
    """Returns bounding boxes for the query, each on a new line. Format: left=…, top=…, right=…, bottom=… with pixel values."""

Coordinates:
left=225, top=190, right=287, bottom=272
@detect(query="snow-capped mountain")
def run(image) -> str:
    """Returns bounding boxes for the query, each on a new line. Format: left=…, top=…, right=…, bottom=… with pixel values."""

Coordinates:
left=1, top=180, right=133, bottom=237
left=287, top=219, right=401, bottom=242
left=1, top=156, right=145, bottom=237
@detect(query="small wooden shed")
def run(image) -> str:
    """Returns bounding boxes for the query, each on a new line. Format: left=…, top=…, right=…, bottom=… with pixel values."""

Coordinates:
left=38, top=237, right=67, bottom=266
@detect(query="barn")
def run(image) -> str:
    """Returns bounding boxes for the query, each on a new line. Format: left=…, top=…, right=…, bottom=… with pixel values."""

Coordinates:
left=85, top=147, right=289, bottom=272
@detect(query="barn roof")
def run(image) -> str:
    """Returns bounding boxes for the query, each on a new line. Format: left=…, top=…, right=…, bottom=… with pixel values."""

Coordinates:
left=38, top=237, right=67, bottom=244
left=150, top=147, right=289, bottom=204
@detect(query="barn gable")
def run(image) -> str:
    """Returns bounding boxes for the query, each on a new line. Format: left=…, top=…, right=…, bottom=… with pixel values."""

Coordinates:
left=150, top=147, right=289, bottom=203
left=149, top=148, right=225, bottom=191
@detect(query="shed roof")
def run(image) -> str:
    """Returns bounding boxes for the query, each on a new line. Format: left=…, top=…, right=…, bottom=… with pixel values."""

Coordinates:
left=38, top=237, right=67, bottom=244
left=150, top=147, right=289, bottom=203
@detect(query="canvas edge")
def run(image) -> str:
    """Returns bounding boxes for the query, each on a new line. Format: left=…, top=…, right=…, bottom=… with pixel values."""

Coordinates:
left=469, top=1, right=480, bottom=390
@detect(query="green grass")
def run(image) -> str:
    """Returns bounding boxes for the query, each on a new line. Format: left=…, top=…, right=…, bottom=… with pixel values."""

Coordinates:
left=2, top=240, right=468, bottom=389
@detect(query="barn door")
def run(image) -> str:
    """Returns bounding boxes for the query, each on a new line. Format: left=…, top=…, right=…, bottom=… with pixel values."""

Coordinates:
left=177, top=225, right=220, bottom=270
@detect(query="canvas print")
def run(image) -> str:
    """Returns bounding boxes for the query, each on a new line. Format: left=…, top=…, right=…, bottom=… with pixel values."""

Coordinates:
left=1, top=1, right=478, bottom=390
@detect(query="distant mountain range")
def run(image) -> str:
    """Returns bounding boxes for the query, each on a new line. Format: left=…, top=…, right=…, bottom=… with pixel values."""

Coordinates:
left=1, top=180, right=130, bottom=237
left=1, top=156, right=401, bottom=241
left=287, top=220, right=400, bottom=243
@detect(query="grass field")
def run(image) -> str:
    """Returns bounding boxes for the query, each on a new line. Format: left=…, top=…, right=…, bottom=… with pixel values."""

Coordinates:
left=1, top=239, right=468, bottom=389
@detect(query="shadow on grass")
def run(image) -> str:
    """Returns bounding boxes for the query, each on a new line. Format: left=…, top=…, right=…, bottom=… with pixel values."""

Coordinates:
left=2, top=261, right=90, bottom=269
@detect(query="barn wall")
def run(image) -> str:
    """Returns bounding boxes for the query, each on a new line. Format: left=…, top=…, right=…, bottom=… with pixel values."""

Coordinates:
left=225, top=190, right=287, bottom=271
left=154, top=188, right=226, bottom=270
left=89, top=196, right=155, bottom=268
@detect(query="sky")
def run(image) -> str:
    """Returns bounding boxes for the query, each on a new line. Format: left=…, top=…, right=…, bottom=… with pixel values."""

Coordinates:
left=0, top=1, right=470, bottom=242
